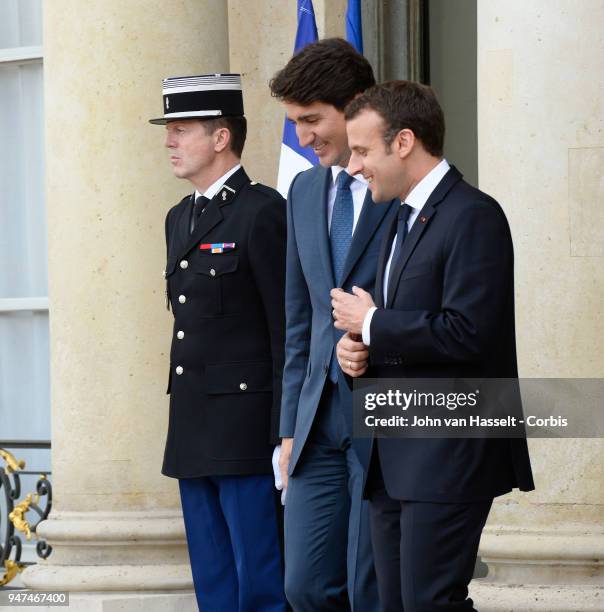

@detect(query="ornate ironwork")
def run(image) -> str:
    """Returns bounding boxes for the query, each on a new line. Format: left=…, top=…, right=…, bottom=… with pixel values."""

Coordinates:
left=0, top=441, right=52, bottom=587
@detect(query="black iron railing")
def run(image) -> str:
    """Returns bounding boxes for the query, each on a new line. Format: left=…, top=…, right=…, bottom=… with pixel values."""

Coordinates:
left=0, top=440, right=52, bottom=587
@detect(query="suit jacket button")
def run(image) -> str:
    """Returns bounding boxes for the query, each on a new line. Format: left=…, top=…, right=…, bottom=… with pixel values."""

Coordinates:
left=239, top=382, right=247, bottom=390
left=180, top=260, right=188, bottom=269
left=210, top=268, right=216, bottom=277
left=178, top=295, right=186, bottom=304
left=176, top=330, right=184, bottom=340
left=175, top=366, right=183, bottom=375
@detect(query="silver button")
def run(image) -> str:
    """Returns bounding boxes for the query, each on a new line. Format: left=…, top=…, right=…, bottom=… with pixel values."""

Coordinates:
left=175, top=366, right=183, bottom=375
left=239, top=382, right=247, bottom=391
left=180, top=260, right=189, bottom=269
left=210, top=268, right=216, bottom=277
left=178, top=295, right=186, bottom=304
left=176, top=330, right=184, bottom=340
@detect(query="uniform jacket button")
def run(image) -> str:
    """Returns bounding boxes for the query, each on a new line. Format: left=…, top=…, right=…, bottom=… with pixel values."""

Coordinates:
left=176, top=330, right=184, bottom=340
left=180, top=260, right=189, bottom=269
left=178, top=295, right=186, bottom=304
left=239, top=382, right=247, bottom=390
left=210, top=268, right=216, bottom=277
left=175, top=366, right=184, bottom=375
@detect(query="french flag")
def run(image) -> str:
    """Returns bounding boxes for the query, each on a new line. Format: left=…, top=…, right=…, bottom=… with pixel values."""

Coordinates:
left=276, top=0, right=319, bottom=197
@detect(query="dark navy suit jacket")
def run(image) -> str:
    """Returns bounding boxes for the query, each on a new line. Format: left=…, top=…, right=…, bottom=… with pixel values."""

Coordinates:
left=367, top=166, right=535, bottom=502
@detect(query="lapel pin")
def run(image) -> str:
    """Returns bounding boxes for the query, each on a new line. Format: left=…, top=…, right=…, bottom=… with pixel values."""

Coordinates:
left=420, top=216, right=428, bottom=223
left=221, top=190, right=227, bottom=201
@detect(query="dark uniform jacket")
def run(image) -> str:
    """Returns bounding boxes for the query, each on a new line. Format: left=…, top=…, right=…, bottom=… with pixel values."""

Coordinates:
left=162, top=167, right=286, bottom=478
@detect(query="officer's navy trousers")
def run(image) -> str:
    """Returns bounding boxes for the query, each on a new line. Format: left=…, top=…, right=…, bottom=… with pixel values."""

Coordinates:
left=179, top=474, right=286, bottom=612
left=283, top=381, right=380, bottom=611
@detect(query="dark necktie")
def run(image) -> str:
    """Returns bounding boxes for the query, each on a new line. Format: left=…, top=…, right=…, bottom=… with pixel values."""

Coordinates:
left=191, top=195, right=210, bottom=234
left=330, top=171, right=354, bottom=285
left=329, top=170, right=354, bottom=383
left=386, top=203, right=412, bottom=297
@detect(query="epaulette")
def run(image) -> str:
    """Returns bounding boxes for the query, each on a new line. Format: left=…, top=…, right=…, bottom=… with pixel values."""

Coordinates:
left=247, top=181, right=283, bottom=199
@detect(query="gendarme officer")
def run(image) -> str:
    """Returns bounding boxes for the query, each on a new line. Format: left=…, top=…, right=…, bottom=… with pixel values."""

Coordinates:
left=149, top=73, right=287, bottom=612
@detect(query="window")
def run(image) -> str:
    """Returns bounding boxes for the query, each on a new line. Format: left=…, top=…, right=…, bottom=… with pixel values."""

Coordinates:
left=0, top=0, right=49, bottom=445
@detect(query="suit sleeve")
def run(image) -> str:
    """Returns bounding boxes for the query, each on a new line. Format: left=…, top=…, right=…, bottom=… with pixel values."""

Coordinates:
left=279, top=176, right=312, bottom=438
left=370, top=201, right=514, bottom=365
left=248, top=193, right=287, bottom=445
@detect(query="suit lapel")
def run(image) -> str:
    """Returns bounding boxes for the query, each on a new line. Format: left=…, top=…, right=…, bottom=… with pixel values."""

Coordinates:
left=375, top=211, right=398, bottom=308
left=386, top=166, right=463, bottom=307
left=386, top=204, right=436, bottom=307
left=176, top=167, right=250, bottom=259
left=313, top=167, right=336, bottom=288
left=339, top=190, right=393, bottom=288
left=169, top=196, right=194, bottom=258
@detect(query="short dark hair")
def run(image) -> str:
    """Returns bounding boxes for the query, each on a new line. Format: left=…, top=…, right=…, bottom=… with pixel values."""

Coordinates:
left=345, top=81, right=445, bottom=157
left=201, top=115, right=247, bottom=157
left=269, top=38, right=375, bottom=111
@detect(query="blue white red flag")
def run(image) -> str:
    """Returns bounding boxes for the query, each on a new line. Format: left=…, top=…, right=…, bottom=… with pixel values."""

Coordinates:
left=346, top=0, right=363, bottom=54
left=276, top=0, right=319, bottom=197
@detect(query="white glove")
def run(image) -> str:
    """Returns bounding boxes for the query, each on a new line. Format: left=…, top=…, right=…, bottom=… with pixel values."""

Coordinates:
left=272, top=445, right=287, bottom=505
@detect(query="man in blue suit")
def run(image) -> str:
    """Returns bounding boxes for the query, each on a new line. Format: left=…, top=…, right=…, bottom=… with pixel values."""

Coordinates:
left=270, top=39, right=397, bottom=611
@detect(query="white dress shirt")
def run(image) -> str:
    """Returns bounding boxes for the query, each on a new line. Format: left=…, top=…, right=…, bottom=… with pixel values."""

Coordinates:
left=327, top=166, right=368, bottom=235
left=194, top=163, right=242, bottom=201
left=361, top=159, right=450, bottom=345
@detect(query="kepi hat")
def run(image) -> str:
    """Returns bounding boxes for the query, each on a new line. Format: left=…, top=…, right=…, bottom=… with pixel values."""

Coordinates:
left=149, top=73, right=244, bottom=125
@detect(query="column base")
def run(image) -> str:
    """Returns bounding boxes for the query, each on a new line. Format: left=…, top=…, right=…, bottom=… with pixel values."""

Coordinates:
left=470, top=581, right=604, bottom=611
left=479, top=529, right=604, bottom=585
left=21, top=511, right=192, bottom=592
left=3, top=591, right=197, bottom=612
left=470, top=527, right=604, bottom=611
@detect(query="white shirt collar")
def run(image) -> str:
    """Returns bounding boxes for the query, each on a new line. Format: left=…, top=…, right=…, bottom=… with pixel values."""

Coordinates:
left=194, top=163, right=242, bottom=201
left=330, top=165, right=368, bottom=186
left=404, top=159, right=450, bottom=210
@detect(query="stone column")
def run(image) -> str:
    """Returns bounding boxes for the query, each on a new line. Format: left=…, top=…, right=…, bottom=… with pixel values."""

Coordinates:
left=21, top=1, right=229, bottom=610
left=471, top=1, right=604, bottom=610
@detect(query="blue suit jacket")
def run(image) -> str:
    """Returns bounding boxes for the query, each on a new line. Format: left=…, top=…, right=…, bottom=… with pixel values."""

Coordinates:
left=280, top=165, right=397, bottom=474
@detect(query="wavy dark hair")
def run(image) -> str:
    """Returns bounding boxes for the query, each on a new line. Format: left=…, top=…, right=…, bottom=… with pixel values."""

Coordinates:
left=270, top=38, right=375, bottom=110
left=345, top=81, right=445, bottom=157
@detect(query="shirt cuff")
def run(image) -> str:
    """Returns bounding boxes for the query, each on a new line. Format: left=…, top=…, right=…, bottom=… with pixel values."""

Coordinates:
left=362, top=306, right=378, bottom=346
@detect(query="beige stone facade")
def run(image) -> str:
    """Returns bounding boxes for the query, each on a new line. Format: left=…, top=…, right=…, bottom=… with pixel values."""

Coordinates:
left=15, top=1, right=603, bottom=610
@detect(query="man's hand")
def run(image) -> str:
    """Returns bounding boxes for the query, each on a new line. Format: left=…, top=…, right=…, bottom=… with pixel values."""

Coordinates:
left=331, top=286, right=375, bottom=335
left=337, top=332, right=369, bottom=377
left=279, top=437, right=293, bottom=494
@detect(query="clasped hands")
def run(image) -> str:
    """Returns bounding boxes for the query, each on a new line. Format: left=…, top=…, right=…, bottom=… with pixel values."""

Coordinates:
left=330, top=286, right=374, bottom=378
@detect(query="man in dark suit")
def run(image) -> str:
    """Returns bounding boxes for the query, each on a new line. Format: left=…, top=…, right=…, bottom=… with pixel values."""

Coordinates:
left=331, top=81, right=535, bottom=611
left=270, top=39, right=397, bottom=611
left=149, top=73, right=287, bottom=612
